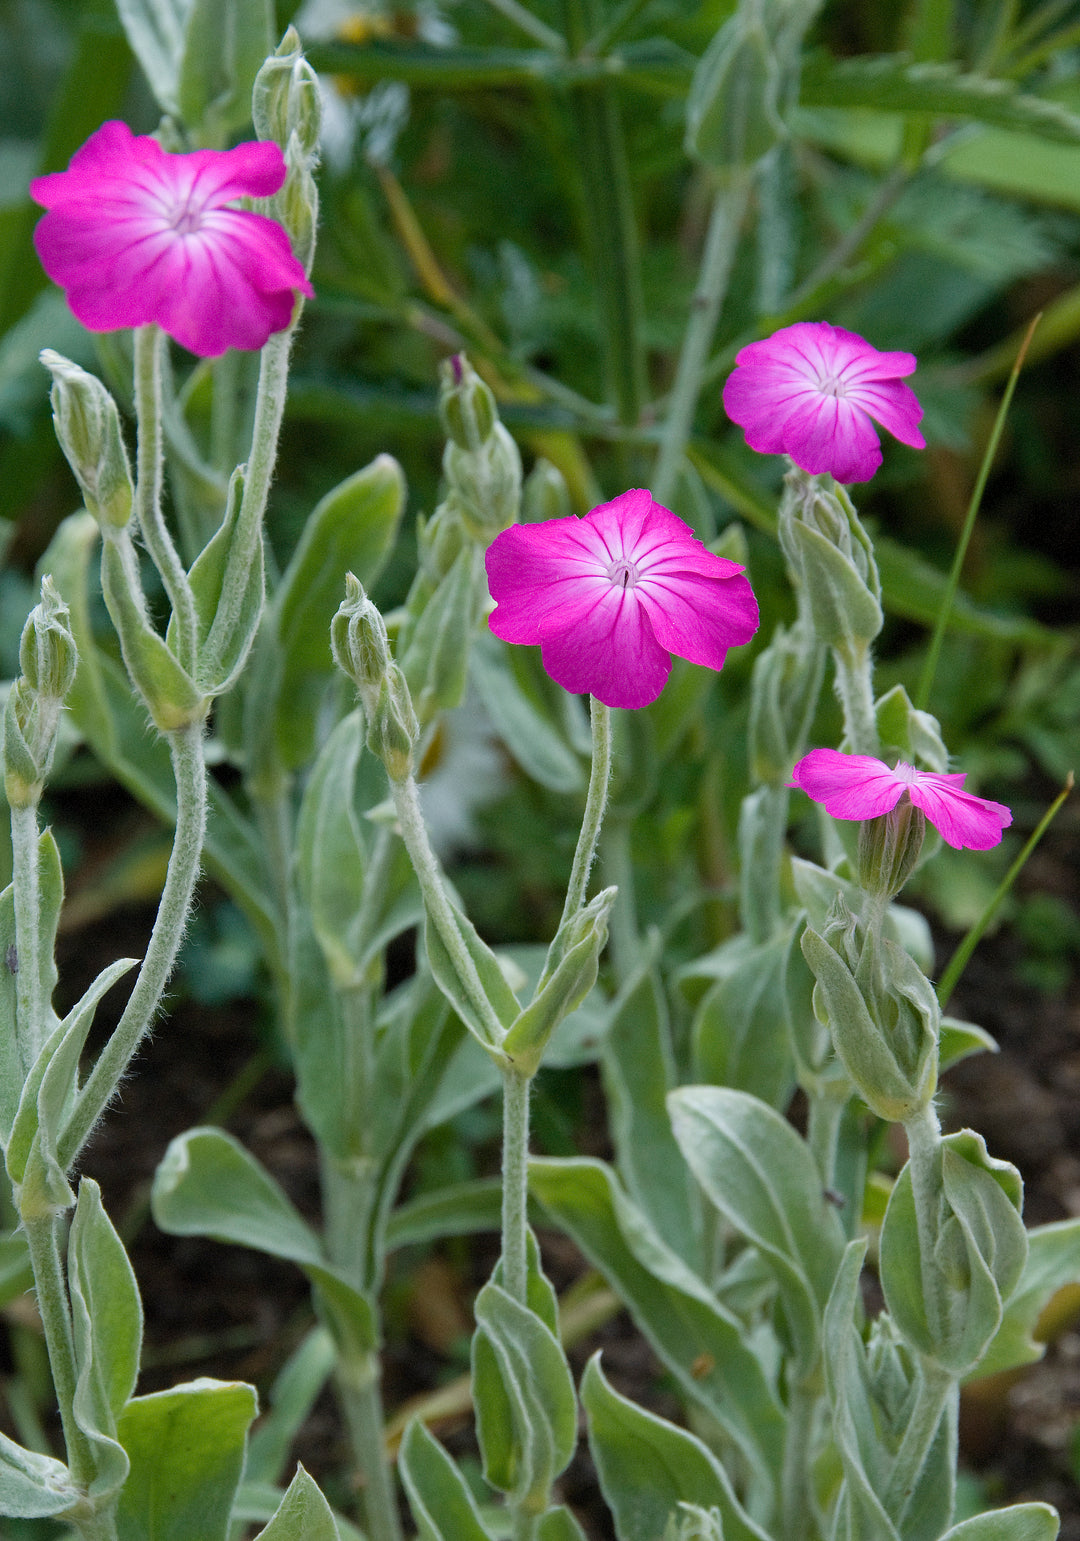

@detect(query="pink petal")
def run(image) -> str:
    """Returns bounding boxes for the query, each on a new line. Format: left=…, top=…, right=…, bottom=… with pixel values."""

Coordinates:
left=846, top=378, right=925, bottom=451
left=179, top=140, right=288, bottom=205
left=907, top=775, right=1012, bottom=850
left=790, top=749, right=906, bottom=820
left=539, top=589, right=672, bottom=709
left=152, top=216, right=306, bottom=356
left=638, top=567, right=759, bottom=672
left=485, top=517, right=610, bottom=643
left=776, top=392, right=884, bottom=484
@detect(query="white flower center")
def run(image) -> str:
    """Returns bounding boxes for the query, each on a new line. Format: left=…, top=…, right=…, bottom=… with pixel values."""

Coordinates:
left=816, top=372, right=848, bottom=399
left=892, top=761, right=918, bottom=784
left=169, top=198, right=206, bottom=236
left=606, top=558, right=639, bottom=590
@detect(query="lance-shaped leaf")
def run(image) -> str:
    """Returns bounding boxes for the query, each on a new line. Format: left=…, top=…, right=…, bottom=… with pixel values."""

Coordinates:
left=503, top=889, right=615, bottom=1078
left=470, top=630, right=584, bottom=793
left=177, top=0, right=273, bottom=140
left=938, top=1507, right=1060, bottom=1541
left=401, top=545, right=483, bottom=723
left=100, top=533, right=208, bottom=733
left=880, top=1129, right=1027, bottom=1375
left=602, top=953, right=701, bottom=1266
left=668, top=1086, right=846, bottom=1378
left=528, top=1156, right=784, bottom=1507
left=0, top=1429, right=77, bottom=1518
left=399, top=1419, right=495, bottom=1541
left=252, top=1463, right=340, bottom=1541
left=538, top=1506, right=588, bottom=1541
left=273, top=455, right=405, bottom=768
left=174, top=466, right=265, bottom=696
left=151, top=1127, right=377, bottom=1355
left=68, top=1178, right=141, bottom=1501
left=7, top=957, right=136, bottom=1189
left=116, top=1378, right=258, bottom=1541
left=581, top=1355, right=771, bottom=1541
left=113, top=0, right=186, bottom=115
left=975, top=1218, right=1080, bottom=1380
left=471, top=1281, right=577, bottom=1510
left=424, top=896, right=520, bottom=1056
left=688, top=931, right=797, bottom=1111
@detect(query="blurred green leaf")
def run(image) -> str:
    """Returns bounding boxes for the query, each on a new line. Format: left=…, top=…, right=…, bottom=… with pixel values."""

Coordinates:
left=251, top=1464, right=340, bottom=1541
left=400, top=1419, right=495, bottom=1541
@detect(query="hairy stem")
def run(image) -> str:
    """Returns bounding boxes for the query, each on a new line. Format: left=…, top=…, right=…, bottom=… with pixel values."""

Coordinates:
left=832, top=640, right=879, bottom=757
left=501, top=1065, right=532, bottom=1305
left=59, top=723, right=207, bottom=1168
left=10, top=801, right=45, bottom=1071
left=338, top=1353, right=404, bottom=1541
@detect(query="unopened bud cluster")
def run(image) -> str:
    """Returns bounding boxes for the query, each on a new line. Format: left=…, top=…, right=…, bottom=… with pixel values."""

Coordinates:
left=778, top=468, right=882, bottom=651
left=253, top=28, right=321, bottom=275
left=439, top=355, right=521, bottom=539
left=332, top=575, right=418, bottom=781
left=3, top=577, right=78, bottom=806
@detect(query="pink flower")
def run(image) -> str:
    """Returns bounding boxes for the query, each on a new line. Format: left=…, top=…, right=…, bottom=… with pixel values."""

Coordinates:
left=790, top=748, right=1012, bottom=850
left=30, top=121, right=314, bottom=357
left=485, top=487, right=759, bottom=710
left=722, top=322, right=925, bottom=483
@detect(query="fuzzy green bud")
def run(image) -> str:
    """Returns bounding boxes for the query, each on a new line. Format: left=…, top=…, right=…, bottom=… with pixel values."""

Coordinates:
left=522, top=458, right=572, bottom=524
left=438, top=354, right=497, bottom=452
left=366, top=666, right=418, bottom=782
left=41, top=350, right=133, bottom=529
left=417, top=497, right=469, bottom=584
left=253, top=27, right=321, bottom=160
left=3, top=578, right=78, bottom=806
left=857, top=801, right=926, bottom=902
left=801, top=896, right=937, bottom=1122
left=747, top=621, right=826, bottom=785
left=331, top=574, right=391, bottom=694
left=778, top=468, right=882, bottom=651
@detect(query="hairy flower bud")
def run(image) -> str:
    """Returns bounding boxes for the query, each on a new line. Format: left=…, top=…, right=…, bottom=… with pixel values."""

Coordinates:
left=522, top=458, right=572, bottom=524
left=41, top=350, right=133, bottom=529
left=366, top=666, right=419, bottom=782
left=747, top=621, right=825, bottom=785
left=439, top=354, right=497, bottom=452
left=331, top=574, right=392, bottom=694
left=778, top=468, right=882, bottom=650
left=3, top=577, right=78, bottom=806
left=857, top=801, right=926, bottom=901
left=253, top=27, right=321, bottom=161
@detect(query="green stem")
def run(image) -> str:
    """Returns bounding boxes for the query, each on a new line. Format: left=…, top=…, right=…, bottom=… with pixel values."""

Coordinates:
left=937, top=772, right=1073, bottom=1010
left=338, top=1354, right=404, bottom=1541
left=561, top=0, right=646, bottom=426
left=10, top=801, right=44, bottom=1071
left=501, top=1065, right=532, bottom=1305
left=832, top=640, right=879, bottom=757
left=558, top=696, right=613, bottom=929
left=59, top=723, right=207, bottom=1168
left=133, top=325, right=198, bottom=676
left=390, top=773, right=507, bottom=1048
left=883, top=1358, right=955, bottom=1521
left=22, top=1215, right=94, bottom=1491
left=780, top=1383, right=815, bottom=1541
left=652, top=172, right=752, bottom=506
left=916, top=313, right=1039, bottom=711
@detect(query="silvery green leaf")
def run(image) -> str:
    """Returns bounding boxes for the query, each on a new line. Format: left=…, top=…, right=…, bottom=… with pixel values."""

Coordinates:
left=0, top=1430, right=77, bottom=1518
left=470, top=630, right=584, bottom=794
left=180, top=466, right=265, bottom=696
left=399, top=1419, right=495, bottom=1541
left=690, top=930, right=797, bottom=1111
left=113, top=0, right=186, bottom=115
left=938, top=1505, right=1060, bottom=1541
left=669, top=1086, right=846, bottom=1378
left=424, top=897, right=520, bottom=1056
left=975, top=1218, right=1080, bottom=1380
left=504, top=888, right=615, bottom=1079
left=602, top=955, right=701, bottom=1265
left=528, top=1156, right=784, bottom=1508
left=472, top=1281, right=577, bottom=1507
left=251, top=1464, right=340, bottom=1541
left=581, top=1354, right=771, bottom=1541
left=68, top=1178, right=142, bottom=1499
left=177, top=0, right=273, bottom=141
left=116, top=1378, right=258, bottom=1541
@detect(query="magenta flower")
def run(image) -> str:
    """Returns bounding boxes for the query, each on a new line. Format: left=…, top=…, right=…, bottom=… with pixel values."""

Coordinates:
left=485, top=487, right=759, bottom=710
left=722, top=321, right=926, bottom=483
left=30, top=121, right=314, bottom=357
left=790, top=748, right=1012, bottom=850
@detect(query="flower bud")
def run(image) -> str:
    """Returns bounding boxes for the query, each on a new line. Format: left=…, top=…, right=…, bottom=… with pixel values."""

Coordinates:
left=857, top=800, right=926, bottom=901
left=747, top=620, right=825, bottom=786
left=801, top=896, right=938, bottom=1122
left=3, top=578, right=78, bottom=806
left=100, top=532, right=208, bottom=732
left=253, top=27, right=321, bottom=161
left=331, top=574, right=391, bottom=694
left=366, top=666, right=418, bottom=782
left=778, top=468, right=882, bottom=651
left=444, top=424, right=522, bottom=538
left=522, top=458, right=572, bottom=524
left=417, top=497, right=468, bottom=584
left=438, top=354, right=496, bottom=452
left=875, top=684, right=948, bottom=774
left=41, top=350, right=133, bottom=529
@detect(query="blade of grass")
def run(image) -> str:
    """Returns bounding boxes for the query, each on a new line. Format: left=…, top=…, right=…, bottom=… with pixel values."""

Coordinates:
left=481, top=0, right=565, bottom=51
left=937, top=771, right=1074, bottom=1011
left=915, top=311, right=1041, bottom=712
